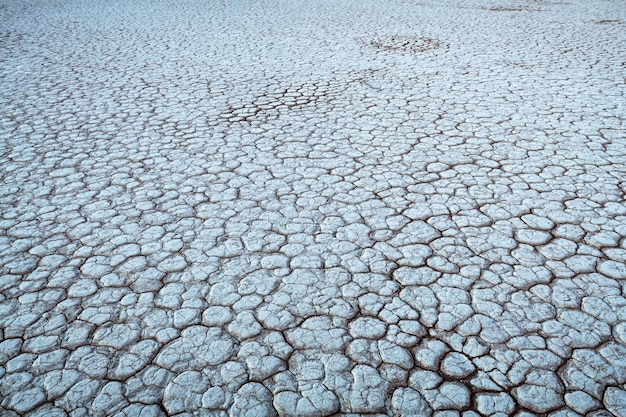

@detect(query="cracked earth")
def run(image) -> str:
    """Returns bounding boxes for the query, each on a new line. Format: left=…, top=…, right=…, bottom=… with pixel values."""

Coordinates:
left=1, top=0, right=625, bottom=416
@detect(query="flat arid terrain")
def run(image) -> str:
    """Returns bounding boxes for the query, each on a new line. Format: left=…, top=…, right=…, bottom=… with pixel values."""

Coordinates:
left=1, top=0, right=625, bottom=415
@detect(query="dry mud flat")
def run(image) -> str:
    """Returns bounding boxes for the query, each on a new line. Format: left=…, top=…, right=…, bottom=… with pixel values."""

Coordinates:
left=1, top=0, right=625, bottom=416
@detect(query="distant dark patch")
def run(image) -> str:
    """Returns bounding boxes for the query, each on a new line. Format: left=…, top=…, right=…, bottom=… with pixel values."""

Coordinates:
left=485, top=6, right=535, bottom=12
left=365, top=36, right=444, bottom=53
left=0, top=30, right=24, bottom=43
left=595, top=19, right=623, bottom=25
left=218, top=81, right=340, bottom=124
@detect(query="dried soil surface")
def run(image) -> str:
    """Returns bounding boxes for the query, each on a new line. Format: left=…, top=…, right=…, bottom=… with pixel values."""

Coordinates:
left=1, top=0, right=625, bottom=415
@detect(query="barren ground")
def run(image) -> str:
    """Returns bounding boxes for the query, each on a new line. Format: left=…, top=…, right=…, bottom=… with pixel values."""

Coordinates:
left=1, top=0, right=625, bottom=415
